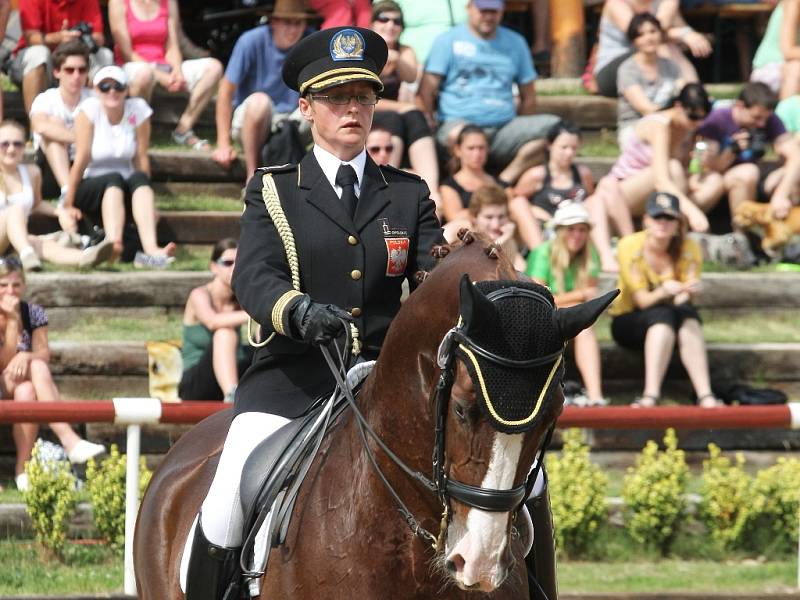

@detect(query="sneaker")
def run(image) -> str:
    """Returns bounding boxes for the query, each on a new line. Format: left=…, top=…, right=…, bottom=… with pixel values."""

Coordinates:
left=15, top=472, right=29, bottom=492
left=172, top=128, right=210, bottom=151
left=20, top=249, right=42, bottom=272
left=67, top=440, right=107, bottom=464
left=134, top=251, right=175, bottom=269
left=78, top=238, right=115, bottom=268
left=587, top=397, right=610, bottom=407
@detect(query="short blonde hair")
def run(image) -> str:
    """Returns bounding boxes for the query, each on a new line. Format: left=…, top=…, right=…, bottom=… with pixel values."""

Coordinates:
left=468, top=185, right=507, bottom=218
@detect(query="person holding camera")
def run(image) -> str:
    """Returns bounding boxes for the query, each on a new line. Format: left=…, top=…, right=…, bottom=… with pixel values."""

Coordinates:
left=694, top=82, right=800, bottom=225
left=10, top=0, right=113, bottom=115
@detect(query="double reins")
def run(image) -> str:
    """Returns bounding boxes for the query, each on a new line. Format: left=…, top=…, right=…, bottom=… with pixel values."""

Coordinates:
left=320, top=297, right=560, bottom=551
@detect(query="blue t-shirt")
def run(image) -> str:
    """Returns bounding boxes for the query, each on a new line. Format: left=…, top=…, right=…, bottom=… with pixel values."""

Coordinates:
left=224, top=25, right=300, bottom=113
left=424, top=24, right=537, bottom=127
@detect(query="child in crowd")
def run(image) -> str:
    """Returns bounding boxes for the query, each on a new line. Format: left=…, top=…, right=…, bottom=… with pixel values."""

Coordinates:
left=444, top=185, right=526, bottom=271
left=527, top=202, right=607, bottom=406
left=179, top=239, right=253, bottom=402
left=609, top=192, right=720, bottom=408
left=0, top=120, right=114, bottom=272
left=64, top=66, right=176, bottom=268
left=0, top=256, right=106, bottom=491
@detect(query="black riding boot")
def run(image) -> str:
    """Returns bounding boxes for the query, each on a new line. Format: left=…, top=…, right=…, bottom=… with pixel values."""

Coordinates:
left=525, top=488, right=558, bottom=600
left=185, top=519, right=243, bottom=600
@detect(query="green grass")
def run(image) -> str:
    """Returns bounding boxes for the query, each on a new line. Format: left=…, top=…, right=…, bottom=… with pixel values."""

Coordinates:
left=579, top=132, right=619, bottom=158
left=48, top=312, right=184, bottom=343
left=0, top=541, right=122, bottom=595
left=559, top=558, right=797, bottom=592
left=155, top=193, right=241, bottom=212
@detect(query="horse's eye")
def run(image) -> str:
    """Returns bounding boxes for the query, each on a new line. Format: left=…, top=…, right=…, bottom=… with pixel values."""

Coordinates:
left=453, top=401, right=468, bottom=422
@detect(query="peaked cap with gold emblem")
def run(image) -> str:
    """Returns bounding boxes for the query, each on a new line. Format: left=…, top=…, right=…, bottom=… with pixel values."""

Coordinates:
left=282, top=26, right=387, bottom=95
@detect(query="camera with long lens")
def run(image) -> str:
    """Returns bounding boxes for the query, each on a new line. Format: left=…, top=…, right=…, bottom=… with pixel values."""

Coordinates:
left=70, top=21, right=98, bottom=54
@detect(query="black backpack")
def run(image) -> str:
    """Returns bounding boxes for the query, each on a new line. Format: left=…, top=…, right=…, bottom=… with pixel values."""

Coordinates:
left=260, top=119, right=306, bottom=167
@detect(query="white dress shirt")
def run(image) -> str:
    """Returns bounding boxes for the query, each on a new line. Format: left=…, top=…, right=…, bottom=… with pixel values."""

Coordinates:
left=313, top=145, right=367, bottom=199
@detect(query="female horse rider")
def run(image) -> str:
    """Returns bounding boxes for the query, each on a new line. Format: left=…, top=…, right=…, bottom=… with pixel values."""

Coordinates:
left=183, top=27, right=556, bottom=600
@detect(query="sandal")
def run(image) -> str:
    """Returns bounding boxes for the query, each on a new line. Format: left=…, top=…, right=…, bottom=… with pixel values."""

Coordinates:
left=631, top=394, right=658, bottom=408
left=172, top=128, right=210, bottom=151
left=697, top=393, right=722, bottom=408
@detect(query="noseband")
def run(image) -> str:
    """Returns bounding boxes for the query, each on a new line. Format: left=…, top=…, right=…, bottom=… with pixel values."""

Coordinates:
left=321, top=286, right=562, bottom=550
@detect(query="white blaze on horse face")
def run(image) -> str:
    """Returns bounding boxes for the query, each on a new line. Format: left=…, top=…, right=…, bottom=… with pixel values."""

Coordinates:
left=447, top=432, right=523, bottom=592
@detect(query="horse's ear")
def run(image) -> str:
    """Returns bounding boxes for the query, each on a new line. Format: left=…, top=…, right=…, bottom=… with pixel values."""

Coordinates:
left=458, top=273, right=496, bottom=330
left=554, top=289, right=620, bottom=342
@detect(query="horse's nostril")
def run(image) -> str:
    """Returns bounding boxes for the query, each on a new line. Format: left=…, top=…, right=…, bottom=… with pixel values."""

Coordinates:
left=446, top=554, right=465, bottom=575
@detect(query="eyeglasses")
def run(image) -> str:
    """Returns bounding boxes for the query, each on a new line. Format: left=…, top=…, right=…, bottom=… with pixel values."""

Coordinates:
left=61, top=66, right=88, bottom=75
left=310, top=93, right=379, bottom=106
left=97, top=80, right=127, bottom=93
left=368, top=145, right=394, bottom=153
left=375, top=14, right=403, bottom=26
left=0, top=140, right=24, bottom=150
left=652, top=214, right=678, bottom=221
left=216, top=258, right=235, bottom=267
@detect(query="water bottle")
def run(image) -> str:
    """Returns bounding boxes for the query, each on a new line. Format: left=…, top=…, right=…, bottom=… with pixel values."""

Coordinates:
left=689, top=140, right=707, bottom=176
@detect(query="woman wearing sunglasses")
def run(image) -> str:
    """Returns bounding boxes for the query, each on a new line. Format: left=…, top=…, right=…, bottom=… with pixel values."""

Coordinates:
left=0, top=255, right=106, bottom=491
left=64, top=65, right=176, bottom=268
left=369, top=0, right=441, bottom=211
left=0, top=120, right=114, bottom=272
left=589, top=83, right=717, bottom=248
left=178, top=238, right=253, bottom=403
left=609, top=191, right=720, bottom=408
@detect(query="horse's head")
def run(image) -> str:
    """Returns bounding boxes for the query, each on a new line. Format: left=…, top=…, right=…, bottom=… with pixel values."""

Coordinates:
left=435, top=274, right=616, bottom=592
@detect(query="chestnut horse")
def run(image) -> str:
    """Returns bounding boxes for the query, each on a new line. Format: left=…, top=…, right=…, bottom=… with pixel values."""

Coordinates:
left=134, top=233, right=614, bottom=599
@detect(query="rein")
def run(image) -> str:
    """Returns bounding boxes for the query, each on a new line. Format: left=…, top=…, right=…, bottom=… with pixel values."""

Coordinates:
left=320, top=291, right=561, bottom=552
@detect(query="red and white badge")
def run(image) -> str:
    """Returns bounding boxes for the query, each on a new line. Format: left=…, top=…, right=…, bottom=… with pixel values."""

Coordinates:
left=385, top=237, right=409, bottom=277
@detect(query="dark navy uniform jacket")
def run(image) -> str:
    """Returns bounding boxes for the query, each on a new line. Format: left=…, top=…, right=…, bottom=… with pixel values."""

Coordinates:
left=232, top=151, right=444, bottom=417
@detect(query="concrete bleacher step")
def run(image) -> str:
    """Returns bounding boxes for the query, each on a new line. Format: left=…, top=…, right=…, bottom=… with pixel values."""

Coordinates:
left=29, top=211, right=239, bottom=244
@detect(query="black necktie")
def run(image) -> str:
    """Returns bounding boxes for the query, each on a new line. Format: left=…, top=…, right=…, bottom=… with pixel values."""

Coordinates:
left=335, top=164, right=358, bottom=219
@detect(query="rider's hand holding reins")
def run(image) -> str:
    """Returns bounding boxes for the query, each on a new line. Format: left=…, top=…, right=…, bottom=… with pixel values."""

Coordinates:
left=290, top=295, right=354, bottom=346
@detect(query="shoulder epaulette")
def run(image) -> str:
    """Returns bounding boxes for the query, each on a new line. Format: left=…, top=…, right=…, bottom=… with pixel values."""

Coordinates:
left=256, top=163, right=297, bottom=175
left=379, top=164, right=422, bottom=181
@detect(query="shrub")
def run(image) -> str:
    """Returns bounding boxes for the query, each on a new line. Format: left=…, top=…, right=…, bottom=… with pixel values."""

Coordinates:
left=85, top=445, right=152, bottom=550
left=23, top=440, right=79, bottom=556
left=548, top=428, right=609, bottom=558
left=698, top=443, right=752, bottom=549
left=746, top=457, right=800, bottom=554
left=622, top=428, right=688, bottom=555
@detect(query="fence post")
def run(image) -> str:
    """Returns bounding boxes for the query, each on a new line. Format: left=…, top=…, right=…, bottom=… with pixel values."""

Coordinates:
left=124, top=424, right=141, bottom=596
left=113, top=397, right=163, bottom=597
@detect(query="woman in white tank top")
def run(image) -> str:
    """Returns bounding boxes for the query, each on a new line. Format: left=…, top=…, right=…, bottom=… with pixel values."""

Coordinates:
left=0, top=120, right=114, bottom=272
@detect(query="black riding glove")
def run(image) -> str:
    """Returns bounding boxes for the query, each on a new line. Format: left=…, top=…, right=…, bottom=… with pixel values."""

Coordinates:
left=289, top=294, right=354, bottom=346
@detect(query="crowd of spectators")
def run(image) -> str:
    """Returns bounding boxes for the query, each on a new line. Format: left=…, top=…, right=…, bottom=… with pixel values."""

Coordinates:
left=0, top=0, right=795, bottom=419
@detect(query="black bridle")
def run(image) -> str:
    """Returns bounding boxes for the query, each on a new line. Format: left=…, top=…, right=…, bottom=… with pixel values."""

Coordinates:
left=320, top=286, right=563, bottom=550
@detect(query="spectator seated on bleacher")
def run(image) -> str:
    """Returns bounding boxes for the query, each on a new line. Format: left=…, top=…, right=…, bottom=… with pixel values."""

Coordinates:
left=212, top=0, right=315, bottom=180
left=751, top=0, right=800, bottom=100
left=0, top=256, right=106, bottom=492
left=64, top=66, right=176, bottom=269
left=442, top=184, right=527, bottom=271
left=179, top=238, right=253, bottom=403
left=438, top=125, right=502, bottom=223
left=608, top=191, right=722, bottom=408
left=309, top=0, right=372, bottom=29
left=591, top=0, right=709, bottom=97
left=366, top=125, right=396, bottom=166
left=508, top=120, right=618, bottom=272
left=7, top=0, right=113, bottom=115
left=694, top=82, right=800, bottom=226
left=617, top=13, right=683, bottom=146
left=527, top=202, right=608, bottom=407
left=591, top=83, right=713, bottom=248
left=369, top=1, right=441, bottom=208
left=394, top=0, right=467, bottom=64
left=29, top=40, right=91, bottom=203
left=108, top=0, right=223, bottom=151
left=0, top=120, right=114, bottom=272
left=416, top=0, right=559, bottom=187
